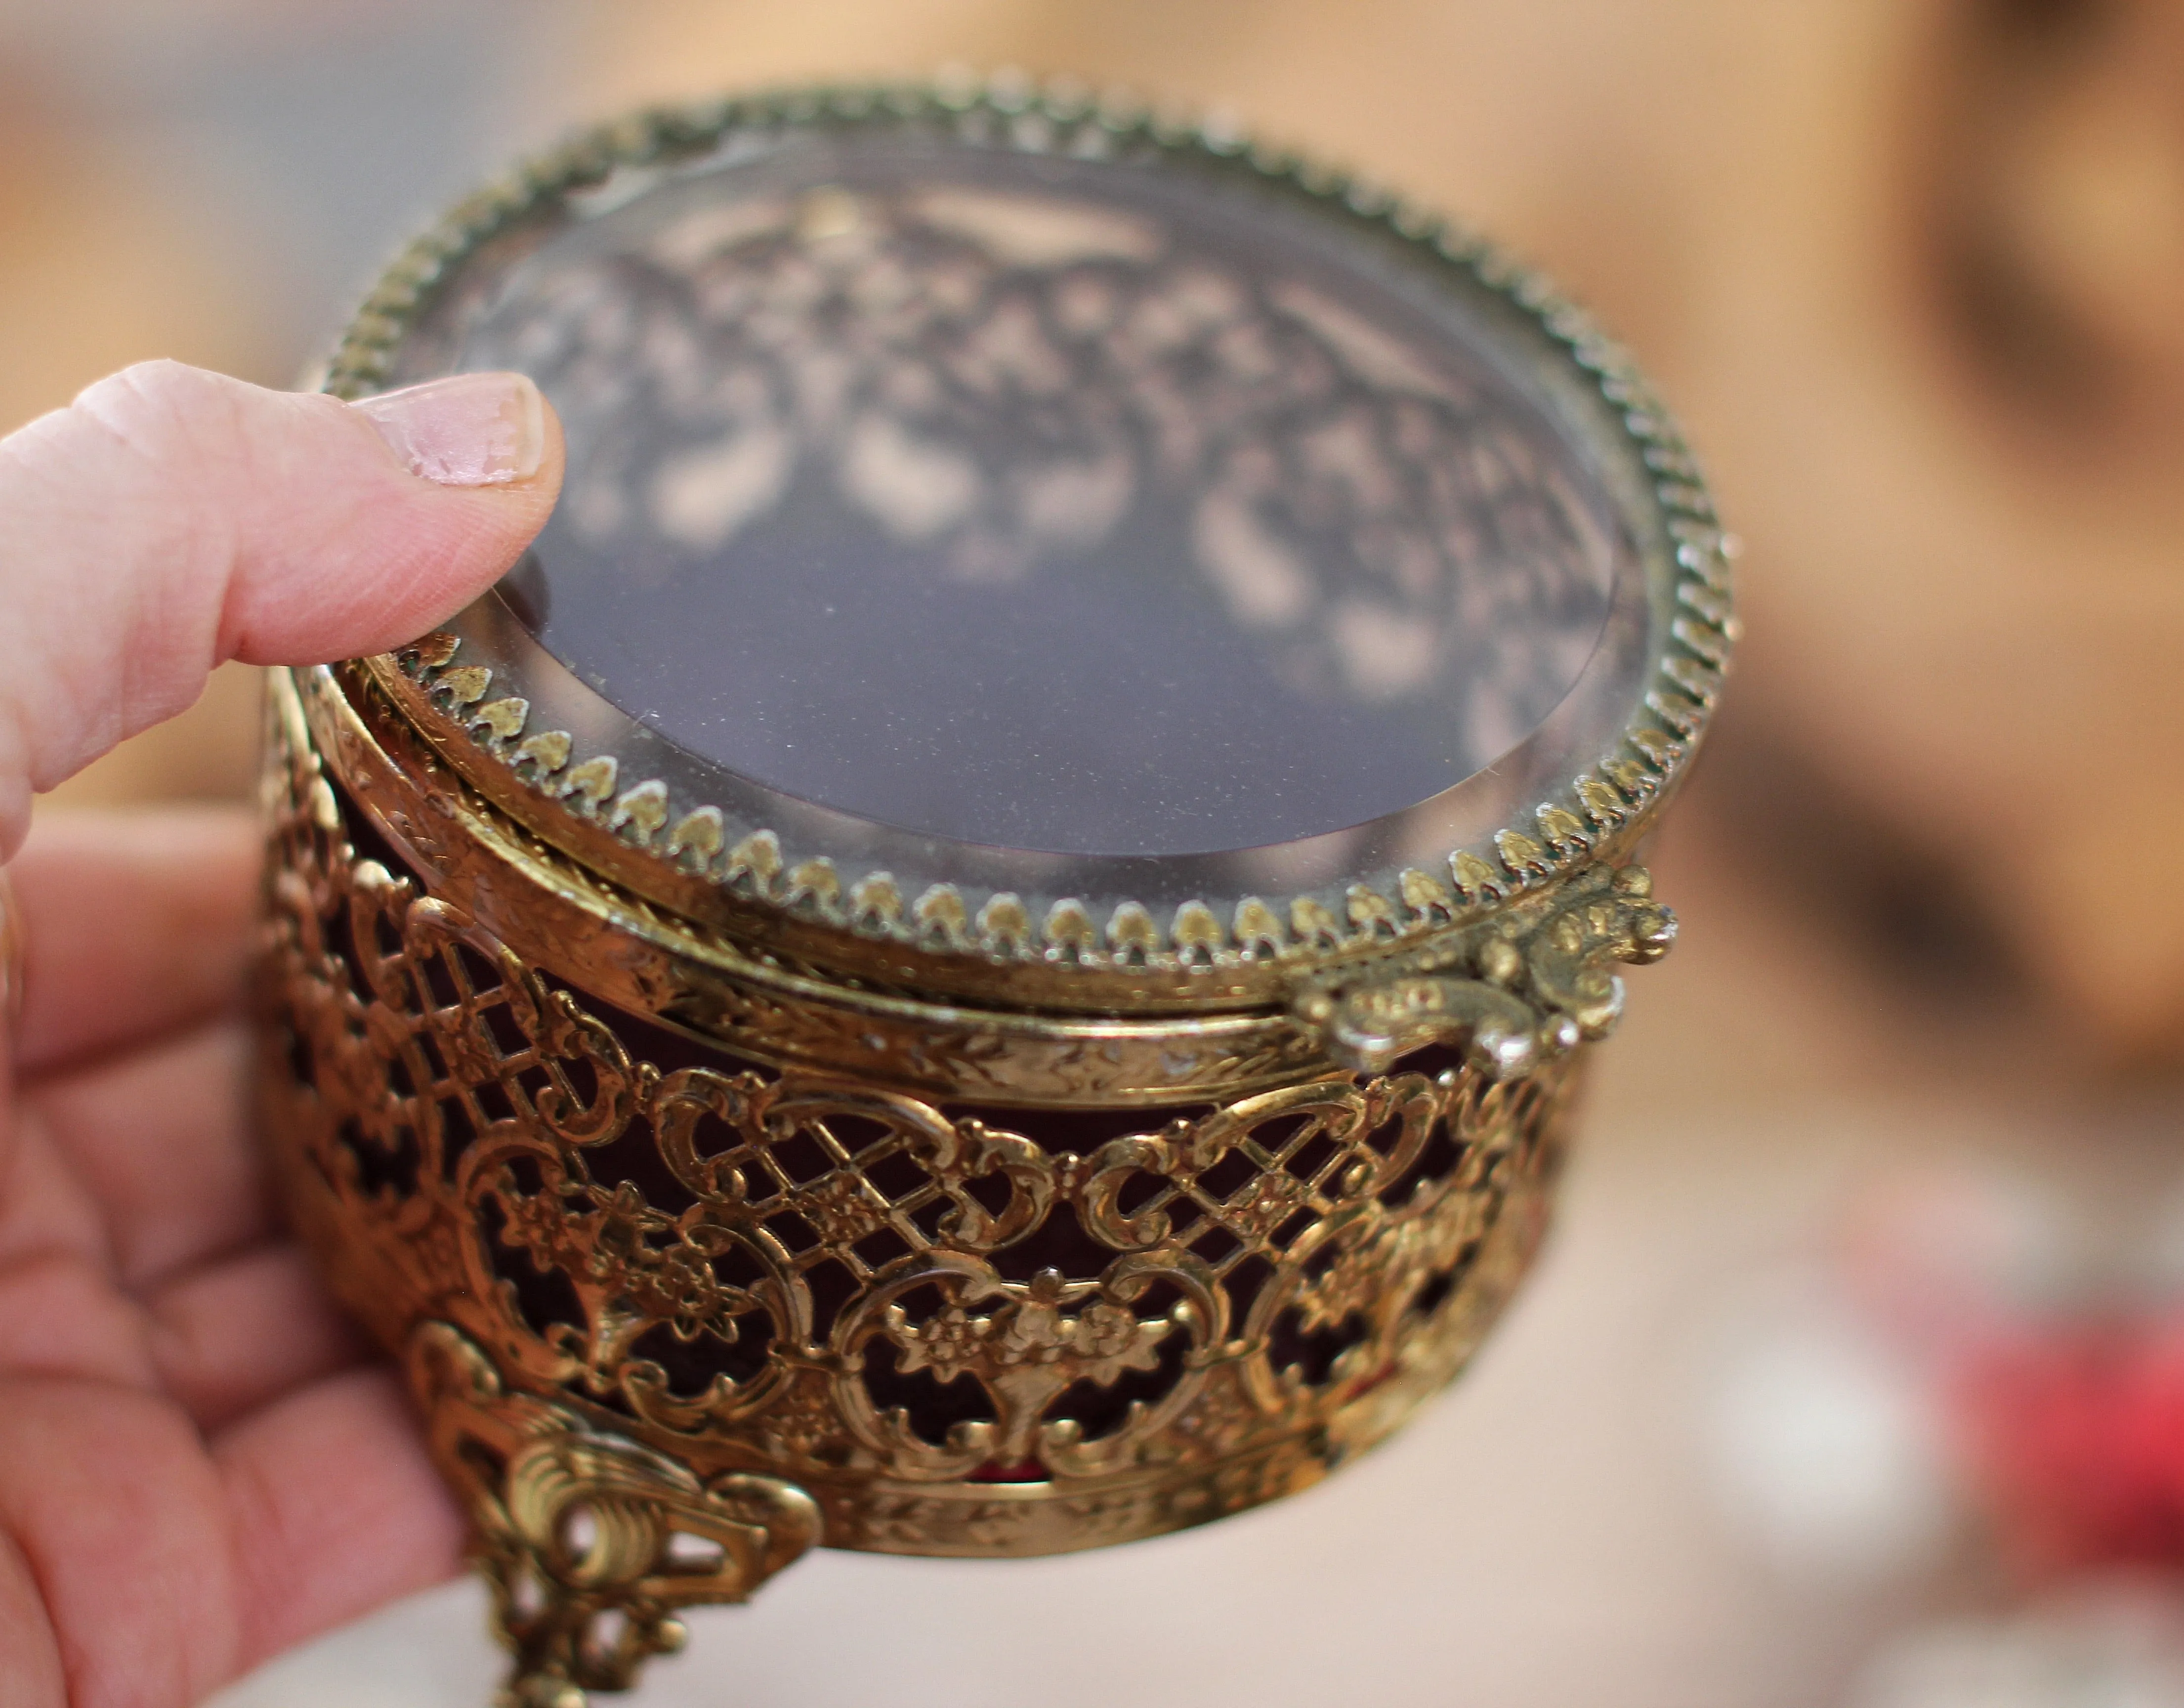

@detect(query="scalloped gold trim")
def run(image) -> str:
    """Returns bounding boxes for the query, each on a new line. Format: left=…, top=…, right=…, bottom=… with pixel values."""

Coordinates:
left=338, top=74, right=1735, bottom=975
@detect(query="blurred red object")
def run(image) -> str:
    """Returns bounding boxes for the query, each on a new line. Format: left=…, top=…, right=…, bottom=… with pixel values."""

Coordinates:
left=1950, top=1314, right=2184, bottom=1580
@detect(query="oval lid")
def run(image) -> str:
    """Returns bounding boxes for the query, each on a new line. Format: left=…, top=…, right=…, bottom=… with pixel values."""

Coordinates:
left=327, top=79, right=1734, bottom=1012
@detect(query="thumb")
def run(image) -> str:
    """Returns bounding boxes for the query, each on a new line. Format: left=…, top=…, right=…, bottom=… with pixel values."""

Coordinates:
left=0, top=359, right=565, bottom=858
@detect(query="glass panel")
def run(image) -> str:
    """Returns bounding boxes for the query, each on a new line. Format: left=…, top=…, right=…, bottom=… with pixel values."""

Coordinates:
left=445, top=134, right=1623, bottom=857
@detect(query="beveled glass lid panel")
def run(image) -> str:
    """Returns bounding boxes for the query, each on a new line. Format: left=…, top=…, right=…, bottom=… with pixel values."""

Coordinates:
left=399, top=131, right=1626, bottom=858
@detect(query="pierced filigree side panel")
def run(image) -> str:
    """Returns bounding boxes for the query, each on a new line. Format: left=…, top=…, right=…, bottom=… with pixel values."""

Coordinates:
left=260, top=681, right=1575, bottom=1567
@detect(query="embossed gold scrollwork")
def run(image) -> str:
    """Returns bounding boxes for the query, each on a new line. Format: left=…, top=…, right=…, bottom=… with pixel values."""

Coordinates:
left=755, top=1085, right=1055, bottom=1254
left=1299, top=862, right=1676, bottom=1076
left=829, top=1249, right=1220, bottom=1482
left=1234, top=1068, right=1553, bottom=1412
left=648, top=1067, right=770, bottom=1202
left=460, top=1134, right=802, bottom=1423
left=1524, top=865, right=1677, bottom=1040
left=1034, top=1253, right=1225, bottom=1480
left=1074, top=1075, right=1434, bottom=1260
left=410, top=1323, right=820, bottom=1708
left=259, top=669, right=1582, bottom=1699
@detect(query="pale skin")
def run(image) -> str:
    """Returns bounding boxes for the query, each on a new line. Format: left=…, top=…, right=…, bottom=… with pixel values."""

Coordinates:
left=0, top=359, right=567, bottom=1707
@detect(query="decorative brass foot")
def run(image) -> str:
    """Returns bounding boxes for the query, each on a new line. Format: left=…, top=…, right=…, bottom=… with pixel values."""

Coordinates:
left=410, top=1325, right=821, bottom=1707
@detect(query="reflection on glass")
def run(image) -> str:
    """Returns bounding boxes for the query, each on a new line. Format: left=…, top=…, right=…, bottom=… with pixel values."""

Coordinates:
left=449, top=138, right=1623, bottom=856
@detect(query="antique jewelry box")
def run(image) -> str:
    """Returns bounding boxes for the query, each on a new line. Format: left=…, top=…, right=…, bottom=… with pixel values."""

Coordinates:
left=257, top=79, right=1732, bottom=1708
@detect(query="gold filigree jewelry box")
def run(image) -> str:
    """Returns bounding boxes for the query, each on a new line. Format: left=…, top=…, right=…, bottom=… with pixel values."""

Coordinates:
left=256, top=80, right=1732, bottom=1708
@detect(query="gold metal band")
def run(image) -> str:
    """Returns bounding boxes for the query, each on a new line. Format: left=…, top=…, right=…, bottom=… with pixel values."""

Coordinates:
left=291, top=661, right=1673, bottom=1108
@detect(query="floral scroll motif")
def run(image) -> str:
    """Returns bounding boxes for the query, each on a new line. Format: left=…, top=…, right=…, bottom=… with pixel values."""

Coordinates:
left=259, top=672, right=1580, bottom=1700
left=265, top=691, right=1576, bottom=1487
left=1299, top=862, right=1676, bottom=1078
left=410, top=1322, right=819, bottom=1708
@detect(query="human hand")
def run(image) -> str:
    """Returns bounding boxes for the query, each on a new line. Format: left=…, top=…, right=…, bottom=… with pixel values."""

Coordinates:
left=0, top=360, right=565, bottom=1706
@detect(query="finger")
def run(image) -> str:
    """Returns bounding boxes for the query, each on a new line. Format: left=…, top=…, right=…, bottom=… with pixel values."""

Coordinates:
left=22, top=1021, right=262, bottom=1286
left=148, top=1241, right=367, bottom=1432
left=0, top=1526, right=66, bottom=1708
left=10, top=806, right=257, bottom=1076
left=0, top=1249, right=155, bottom=1392
left=215, top=1366, right=467, bottom=1675
left=0, top=1378, right=239, bottom=1708
left=0, top=1369, right=459, bottom=1708
left=0, top=361, right=564, bottom=858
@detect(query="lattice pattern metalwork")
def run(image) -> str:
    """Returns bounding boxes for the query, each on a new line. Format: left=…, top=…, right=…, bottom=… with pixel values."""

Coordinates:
left=261, top=686, right=1574, bottom=1573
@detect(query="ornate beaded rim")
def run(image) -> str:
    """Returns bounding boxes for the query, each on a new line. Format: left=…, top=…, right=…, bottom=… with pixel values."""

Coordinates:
left=322, top=75, right=1735, bottom=988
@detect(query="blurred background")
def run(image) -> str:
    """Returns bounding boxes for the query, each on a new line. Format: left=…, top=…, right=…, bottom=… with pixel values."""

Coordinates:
left=7, top=1, right=2184, bottom=1704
